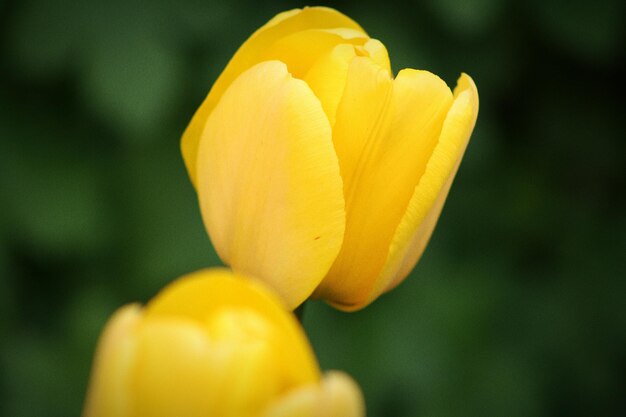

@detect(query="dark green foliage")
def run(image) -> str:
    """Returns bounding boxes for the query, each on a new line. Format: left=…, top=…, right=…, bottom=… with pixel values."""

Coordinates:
left=0, top=0, right=624, bottom=416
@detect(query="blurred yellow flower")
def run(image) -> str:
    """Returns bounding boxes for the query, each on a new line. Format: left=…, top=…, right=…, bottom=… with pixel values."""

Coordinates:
left=182, top=7, right=479, bottom=311
left=82, top=268, right=364, bottom=417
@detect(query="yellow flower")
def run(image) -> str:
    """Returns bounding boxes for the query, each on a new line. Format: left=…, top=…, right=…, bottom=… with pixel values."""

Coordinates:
left=182, top=7, right=479, bottom=311
left=82, top=269, right=364, bottom=417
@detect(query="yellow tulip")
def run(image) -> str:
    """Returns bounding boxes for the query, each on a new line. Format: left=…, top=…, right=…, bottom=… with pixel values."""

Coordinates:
left=182, top=7, right=479, bottom=311
left=83, top=269, right=364, bottom=417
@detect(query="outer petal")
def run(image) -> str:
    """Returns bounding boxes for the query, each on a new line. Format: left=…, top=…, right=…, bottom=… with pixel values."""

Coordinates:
left=182, top=7, right=365, bottom=185
left=83, top=304, right=141, bottom=417
left=196, top=61, right=345, bottom=309
left=260, top=371, right=365, bottom=417
left=371, top=74, right=479, bottom=302
left=315, top=57, right=454, bottom=310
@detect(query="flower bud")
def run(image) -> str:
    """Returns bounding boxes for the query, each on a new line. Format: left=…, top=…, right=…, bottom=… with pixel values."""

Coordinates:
left=182, top=7, right=479, bottom=310
left=83, top=268, right=364, bottom=417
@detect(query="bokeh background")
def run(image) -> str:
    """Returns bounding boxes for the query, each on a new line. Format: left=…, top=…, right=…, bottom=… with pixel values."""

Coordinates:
left=1, top=0, right=624, bottom=416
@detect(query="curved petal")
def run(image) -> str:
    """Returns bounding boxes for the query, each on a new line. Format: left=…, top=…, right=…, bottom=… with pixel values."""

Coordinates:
left=264, top=28, right=367, bottom=79
left=303, top=39, right=391, bottom=126
left=260, top=371, right=365, bottom=417
left=371, top=74, right=479, bottom=302
left=83, top=305, right=141, bottom=417
left=196, top=62, right=345, bottom=310
left=359, top=39, right=391, bottom=74
left=317, top=371, right=366, bottom=417
left=315, top=57, right=454, bottom=310
left=132, top=319, right=217, bottom=417
left=303, top=44, right=357, bottom=126
left=146, top=269, right=320, bottom=386
left=182, top=7, right=366, bottom=186
left=84, top=269, right=326, bottom=417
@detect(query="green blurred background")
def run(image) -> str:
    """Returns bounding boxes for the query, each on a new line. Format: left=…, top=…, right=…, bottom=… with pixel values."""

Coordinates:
left=1, top=0, right=624, bottom=416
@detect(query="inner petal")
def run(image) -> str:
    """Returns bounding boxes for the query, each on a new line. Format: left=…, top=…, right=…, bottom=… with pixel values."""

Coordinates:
left=263, top=28, right=368, bottom=78
left=316, top=57, right=454, bottom=307
left=304, top=39, right=391, bottom=126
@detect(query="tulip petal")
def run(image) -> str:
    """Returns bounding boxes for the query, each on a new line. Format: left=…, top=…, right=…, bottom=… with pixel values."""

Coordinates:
left=315, top=57, right=454, bottom=309
left=182, top=7, right=365, bottom=185
left=359, top=39, right=392, bottom=75
left=196, top=62, right=345, bottom=309
left=369, top=74, right=479, bottom=302
left=260, top=371, right=365, bottom=417
left=84, top=270, right=328, bottom=417
left=265, top=29, right=367, bottom=79
left=303, top=39, right=391, bottom=126
left=317, top=371, right=366, bottom=417
left=83, top=305, right=141, bottom=417
left=133, top=315, right=283, bottom=417
left=146, top=269, right=321, bottom=386
left=303, top=44, right=357, bottom=126
left=132, top=319, right=217, bottom=417
left=260, top=385, right=318, bottom=417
